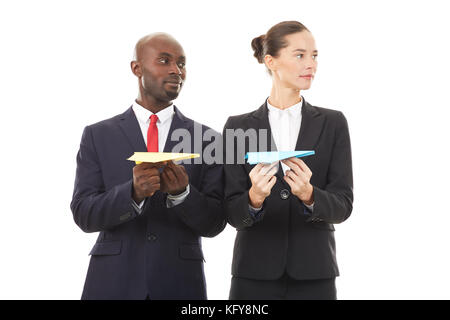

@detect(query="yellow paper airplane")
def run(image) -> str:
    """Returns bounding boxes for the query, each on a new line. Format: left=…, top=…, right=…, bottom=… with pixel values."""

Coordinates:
left=127, top=152, right=200, bottom=164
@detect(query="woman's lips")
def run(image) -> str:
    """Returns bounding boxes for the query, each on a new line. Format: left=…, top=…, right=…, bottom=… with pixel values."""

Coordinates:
left=300, top=75, right=313, bottom=79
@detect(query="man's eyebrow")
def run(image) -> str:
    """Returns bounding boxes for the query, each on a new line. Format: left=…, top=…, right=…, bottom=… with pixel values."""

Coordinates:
left=158, top=52, right=173, bottom=57
left=293, top=49, right=318, bottom=53
left=158, top=52, right=186, bottom=60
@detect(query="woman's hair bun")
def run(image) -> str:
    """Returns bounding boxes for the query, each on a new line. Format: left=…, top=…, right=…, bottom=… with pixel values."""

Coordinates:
left=251, top=34, right=265, bottom=64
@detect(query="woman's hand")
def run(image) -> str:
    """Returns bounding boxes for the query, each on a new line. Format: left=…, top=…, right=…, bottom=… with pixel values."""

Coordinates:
left=248, top=162, right=278, bottom=208
left=282, top=157, right=314, bottom=205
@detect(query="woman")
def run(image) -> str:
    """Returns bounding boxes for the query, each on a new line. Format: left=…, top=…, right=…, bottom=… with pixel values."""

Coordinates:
left=223, top=21, right=353, bottom=300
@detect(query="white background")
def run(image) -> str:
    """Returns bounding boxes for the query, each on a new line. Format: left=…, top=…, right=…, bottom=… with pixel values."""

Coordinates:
left=1, top=0, right=449, bottom=299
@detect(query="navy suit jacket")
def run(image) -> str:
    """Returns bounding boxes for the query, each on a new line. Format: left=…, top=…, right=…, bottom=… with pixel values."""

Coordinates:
left=71, top=106, right=226, bottom=300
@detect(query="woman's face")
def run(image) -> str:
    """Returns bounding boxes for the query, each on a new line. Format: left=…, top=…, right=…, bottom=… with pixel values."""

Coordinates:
left=266, top=31, right=318, bottom=91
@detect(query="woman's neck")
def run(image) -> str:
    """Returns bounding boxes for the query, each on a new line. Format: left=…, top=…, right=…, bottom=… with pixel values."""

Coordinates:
left=268, top=83, right=302, bottom=110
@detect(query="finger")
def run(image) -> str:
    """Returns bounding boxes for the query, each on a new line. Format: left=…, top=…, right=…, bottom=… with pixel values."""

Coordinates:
left=140, top=175, right=160, bottom=187
left=267, top=162, right=279, bottom=176
left=134, top=162, right=150, bottom=174
left=148, top=175, right=161, bottom=185
left=267, top=175, right=277, bottom=189
left=259, top=161, right=279, bottom=176
left=164, top=166, right=177, bottom=182
left=292, top=164, right=310, bottom=183
left=160, top=170, right=170, bottom=184
left=138, top=162, right=157, bottom=169
left=286, top=172, right=309, bottom=188
left=152, top=161, right=167, bottom=169
left=167, top=160, right=176, bottom=168
left=295, top=158, right=313, bottom=176
left=166, top=164, right=182, bottom=180
left=178, top=164, right=187, bottom=174
left=282, top=159, right=302, bottom=176
left=287, top=157, right=311, bottom=175
left=142, top=181, right=160, bottom=193
left=283, top=174, right=295, bottom=188
left=284, top=170, right=296, bottom=182
left=250, top=163, right=264, bottom=174
left=286, top=169, right=306, bottom=184
left=140, top=161, right=166, bottom=170
left=176, top=165, right=189, bottom=180
left=147, top=167, right=161, bottom=176
left=286, top=170, right=305, bottom=186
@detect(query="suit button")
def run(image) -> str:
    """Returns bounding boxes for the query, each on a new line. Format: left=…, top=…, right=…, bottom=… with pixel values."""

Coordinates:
left=147, top=234, right=157, bottom=241
left=280, top=189, right=290, bottom=200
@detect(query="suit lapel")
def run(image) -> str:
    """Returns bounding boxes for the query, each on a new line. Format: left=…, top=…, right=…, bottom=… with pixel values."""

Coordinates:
left=118, top=107, right=147, bottom=152
left=252, top=101, right=277, bottom=152
left=294, top=99, right=325, bottom=151
left=163, top=105, right=193, bottom=153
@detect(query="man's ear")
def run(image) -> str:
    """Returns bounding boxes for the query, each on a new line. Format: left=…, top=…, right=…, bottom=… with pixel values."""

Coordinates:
left=131, top=61, right=142, bottom=77
left=264, top=54, right=276, bottom=72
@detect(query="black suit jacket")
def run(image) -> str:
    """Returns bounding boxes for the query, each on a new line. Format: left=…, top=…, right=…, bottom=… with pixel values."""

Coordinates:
left=223, top=98, right=353, bottom=280
left=71, top=106, right=226, bottom=299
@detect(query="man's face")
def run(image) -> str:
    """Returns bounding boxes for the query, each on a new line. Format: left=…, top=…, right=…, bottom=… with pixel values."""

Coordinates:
left=137, top=37, right=186, bottom=102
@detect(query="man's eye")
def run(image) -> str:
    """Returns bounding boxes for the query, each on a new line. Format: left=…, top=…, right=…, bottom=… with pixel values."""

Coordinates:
left=159, top=58, right=169, bottom=64
left=178, top=62, right=186, bottom=68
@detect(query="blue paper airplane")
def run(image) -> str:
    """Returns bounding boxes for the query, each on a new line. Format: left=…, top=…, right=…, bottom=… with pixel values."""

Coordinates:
left=245, top=151, right=315, bottom=164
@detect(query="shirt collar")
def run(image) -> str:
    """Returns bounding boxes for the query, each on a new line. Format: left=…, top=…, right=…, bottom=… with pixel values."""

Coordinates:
left=132, top=100, right=175, bottom=124
left=267, top=96, right=303, bottom=118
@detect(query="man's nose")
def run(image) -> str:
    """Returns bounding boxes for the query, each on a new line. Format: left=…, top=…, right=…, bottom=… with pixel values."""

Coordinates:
left=169, top=62, right=182, bottom=75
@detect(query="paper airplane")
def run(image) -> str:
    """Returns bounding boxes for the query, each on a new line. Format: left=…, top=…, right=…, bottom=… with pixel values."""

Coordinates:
left=245, top=151, right=315, bottom=165
left=127, top=152, right=200, bottom=164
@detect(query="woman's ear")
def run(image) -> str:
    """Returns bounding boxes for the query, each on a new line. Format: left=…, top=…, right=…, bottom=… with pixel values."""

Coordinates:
left=264, top=54, right=276, bottom=73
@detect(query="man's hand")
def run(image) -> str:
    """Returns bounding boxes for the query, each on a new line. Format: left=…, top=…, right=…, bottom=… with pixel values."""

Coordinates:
left=160, top=161, right=189, bottom=195
left=282, top=157, right=314, bottom=205
left=132, top=162, right=165, bottom=203
left=248, top=162, right=278, bottom=208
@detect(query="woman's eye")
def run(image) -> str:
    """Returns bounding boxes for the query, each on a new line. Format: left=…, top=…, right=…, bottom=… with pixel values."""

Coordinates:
left=313, top=54, right=318, bottom=60
left=296, top=54, right=303, bottom=59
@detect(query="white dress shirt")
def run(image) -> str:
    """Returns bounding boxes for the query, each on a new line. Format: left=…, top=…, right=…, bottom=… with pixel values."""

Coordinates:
left=131, top=101, right=189, bottom=212
left=249, top=96, right=314, bottom=213
left=132, top=100, right=174, bottom=151
left=267, top=98, right=302, bottom=175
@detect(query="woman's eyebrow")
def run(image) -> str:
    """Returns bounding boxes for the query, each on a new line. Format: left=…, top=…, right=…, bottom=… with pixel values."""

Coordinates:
left=292, top=48, right=318, bottom=53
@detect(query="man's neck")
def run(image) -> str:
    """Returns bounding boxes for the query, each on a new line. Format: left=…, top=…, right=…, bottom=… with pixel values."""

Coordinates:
left=136, top=95, right=172, bottom=114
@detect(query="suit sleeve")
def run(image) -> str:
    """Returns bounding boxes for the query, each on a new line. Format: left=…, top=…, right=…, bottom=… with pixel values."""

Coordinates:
left=223, top=117, right=266, bottom=230
left=307, top=111, right=353, bottom=224
left=70, top=126, right=140, bottom=233
left=168, top=145, right=226, bottom=238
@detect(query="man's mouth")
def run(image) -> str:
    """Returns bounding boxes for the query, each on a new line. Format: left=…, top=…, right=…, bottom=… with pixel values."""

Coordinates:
left=165, top=77, right=182, bottom=85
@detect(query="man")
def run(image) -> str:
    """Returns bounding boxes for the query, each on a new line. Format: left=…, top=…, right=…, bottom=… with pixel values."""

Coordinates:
left=70, top=33, right=225, bottom=300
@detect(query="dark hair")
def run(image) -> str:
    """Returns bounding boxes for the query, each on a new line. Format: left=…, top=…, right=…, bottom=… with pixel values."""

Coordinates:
left=251, top=21, right=309, bottom=73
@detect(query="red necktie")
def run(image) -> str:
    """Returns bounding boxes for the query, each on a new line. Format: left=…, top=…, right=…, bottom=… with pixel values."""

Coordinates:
left=147, top=114, right=158, bottom=152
